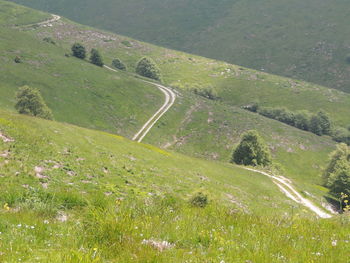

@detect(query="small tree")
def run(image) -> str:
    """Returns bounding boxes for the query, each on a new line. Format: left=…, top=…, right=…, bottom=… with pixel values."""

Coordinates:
left=135, top=57, right=161, bottom=81
left=90, top=48, right=104, bottom=67
left=112, top=58, right=126, bottom=70
left=232, top=130, right=272, bottom=166
left=323, top=143, right=350, bottom=197
left=71, top=43, right=86, bottom=59
left=15, top=86, right=53, bottom=120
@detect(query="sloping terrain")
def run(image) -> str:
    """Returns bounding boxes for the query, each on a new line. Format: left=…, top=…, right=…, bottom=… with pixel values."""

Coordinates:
left=0, top=2, right=164, bottom=138
left=8, top=0, right=350, bottom=92
left=0, top=110, right=348, bottom=262
left=0, top=1, right=345, bottom=200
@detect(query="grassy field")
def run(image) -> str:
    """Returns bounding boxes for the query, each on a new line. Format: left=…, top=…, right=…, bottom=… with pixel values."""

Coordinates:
left=0, top=111, right=349, bottom=262
left=8, top=0, right=350, bottom=93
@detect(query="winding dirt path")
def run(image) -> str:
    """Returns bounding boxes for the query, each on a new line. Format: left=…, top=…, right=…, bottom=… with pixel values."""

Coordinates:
left=104, top=66, right=176, bottom=143
left=242, top=167, right=332, bottom=218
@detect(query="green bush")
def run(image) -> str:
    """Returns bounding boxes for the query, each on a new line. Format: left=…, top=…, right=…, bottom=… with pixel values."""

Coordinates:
left=193, top=86, right=219, bottom=100
left=112, top=58, right=126, bottom=70
left=71, top=43, right=86, bottom=59
left=15, top=86, right=53, bottom=120
left=190, top=192, right=208, bottom=208
left=14, top=56, right=22, bottom=63
left=136, top=57, right=162, bottom=81
left=90, top=48, right=104, bottom=67
left=323, top=143, right=350, bottom=198
left=43, top=37, right=56, bottom=45
left=232, top=130, right=272, bottom=166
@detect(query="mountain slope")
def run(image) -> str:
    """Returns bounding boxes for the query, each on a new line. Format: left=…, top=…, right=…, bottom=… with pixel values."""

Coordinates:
left=8, top=0, right=350, bottom=92
left=0, top=1, right=344, bottom=197
left=0, top=110, right=348, bottom=262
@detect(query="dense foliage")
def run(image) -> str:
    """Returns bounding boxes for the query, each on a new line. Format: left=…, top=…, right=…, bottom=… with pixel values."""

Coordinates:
left=136, top=57, right=161, bottom=81
left=323, top=144, right=350, bottom=200
left=71, top=43, right=86, bottom=59
left=232, top=130, right=271, bottom=166
left=90, top=48, right=104, bottom=67
left=112, top=58, right=126, bottom=70
left=15, top=86, right=53, bottom=120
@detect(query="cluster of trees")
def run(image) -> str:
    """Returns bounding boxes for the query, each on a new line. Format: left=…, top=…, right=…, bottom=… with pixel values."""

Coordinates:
left=245, top=104, right=349, bottom=145
left=15, top=86, right=53, bottom=120
left=71, top=43, right=162, bottom=81
left=71, top=43, right=104, bottom=67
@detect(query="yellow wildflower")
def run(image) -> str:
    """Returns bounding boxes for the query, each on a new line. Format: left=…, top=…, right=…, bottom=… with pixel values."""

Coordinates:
left=3, top=203, right=10, bottom=211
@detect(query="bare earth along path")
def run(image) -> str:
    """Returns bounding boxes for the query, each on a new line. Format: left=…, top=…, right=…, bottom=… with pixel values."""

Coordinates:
left=31, top=14, right=333, bottom=219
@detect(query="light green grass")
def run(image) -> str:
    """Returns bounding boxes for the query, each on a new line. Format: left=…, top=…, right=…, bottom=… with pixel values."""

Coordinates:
left=0, top=111, right=349, bottom=262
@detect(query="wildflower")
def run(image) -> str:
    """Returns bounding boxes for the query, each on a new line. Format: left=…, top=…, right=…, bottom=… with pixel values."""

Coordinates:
left=3, top=203, right=10, bottom=211
left=331, top=240, right=337, bottom=247
left=115, top=198, right=122, bottom=206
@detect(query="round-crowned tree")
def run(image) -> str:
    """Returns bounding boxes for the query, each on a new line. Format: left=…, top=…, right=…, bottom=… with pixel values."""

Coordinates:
left=90, top=48, right=104, bottom=67
left=232, top=130, right=271, bottom=166
left=112, top=58, right=126, bottom=71
left=135, top=57, right=161, bottom=81
left=323, top=143, right=350, bottom=198
left=71, top=43, right=86, bottom=59
left=15, top=86, right=53, bottom=120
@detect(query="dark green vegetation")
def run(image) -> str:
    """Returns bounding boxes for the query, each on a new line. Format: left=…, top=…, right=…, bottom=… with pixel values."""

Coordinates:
left=136, top=57, right=161, bottom=81
left=1, top=111, right=349, bottom=262
left=246, top=105, right=350, bottom=145
left=71, top=43, right=86, bottom=59
left=232, top=130, right=271, bottom=166
left=112, top=58, right=126, bottom=71
left=90, top=48, right=104, bottom=67
left=15, top=86, right=53, bottom=120
left=9, top=0, right=350, bottom=92
left=323, top=144, right=350, bottom=198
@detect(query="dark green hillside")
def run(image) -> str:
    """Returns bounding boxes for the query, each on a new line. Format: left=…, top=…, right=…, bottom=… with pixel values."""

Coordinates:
left=9, top=0, right=350, bottom=92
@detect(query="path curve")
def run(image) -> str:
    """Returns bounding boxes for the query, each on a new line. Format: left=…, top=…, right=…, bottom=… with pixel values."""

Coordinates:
left=104, top=66, right=176, bottom=142
left=242, top=167, right=332, bottom=218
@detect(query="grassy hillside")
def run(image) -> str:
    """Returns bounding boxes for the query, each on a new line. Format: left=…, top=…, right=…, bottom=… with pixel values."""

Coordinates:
left=9, top=0, right=350, bottom=93
left=0, top=2, right=164, bottom=138
left=0, top=1, right=345, bottom=197
left=0, top=111, right=349, bottom=262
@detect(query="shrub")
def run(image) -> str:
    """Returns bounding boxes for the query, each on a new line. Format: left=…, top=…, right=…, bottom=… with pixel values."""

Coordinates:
left=332, top=127, right=350, bottom=145
left=112, top=58, right=126, bottom=70
left=243, top=102, right=259, bottom=113
left=323, top=143, right=350, bottom=198
left=14, top=56, right=22, bottom=63
left=232, top=130, right=272, bottom=166
left=90, top=48, right=104, bottom=67
left=43, top=37, right=55, bottom=45
left=193, top=86, right=219, bottom=100
left=190, top=192, right=208, bottom=208
left=121, top=40, right=132, bottom=47
left=136, top=57, right=162, bottom=81
left=346, top=54, right=350, bottom=64
left=15, top=86, right=53, bottom=120
left=71, top=43, right=86, bottom=59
